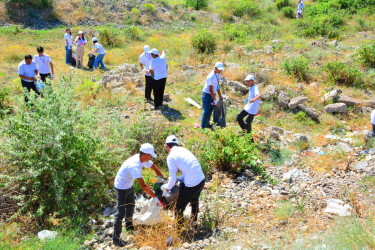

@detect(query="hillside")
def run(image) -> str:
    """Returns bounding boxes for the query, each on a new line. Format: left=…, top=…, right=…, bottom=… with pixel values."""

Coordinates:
left=1, top=0, right=375, bottom=249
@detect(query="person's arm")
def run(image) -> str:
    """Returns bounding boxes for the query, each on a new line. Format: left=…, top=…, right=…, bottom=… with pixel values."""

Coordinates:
left=149, top=61, right=154, bottom=74
left=35, top=69, right=39, bottom=79
left=49, top=62, right=54, bottom=79
left=160, top=50, right=166, bottom=58
left=165, top=158, right=177, bottom=192
left=209, top=85, right=216, bottom=101
left=150, top=164, right=165, bottom=179
left=136, top=178, right=156, bottom=198
left=217, top=89, right=223, bottom=100
left=249, top=94, right=261, bottom=103
left=19, top=74, right=35, bottom=81
left=140, top=62, right=144, bottom=70
left=74, top=36, right=79, bottom=44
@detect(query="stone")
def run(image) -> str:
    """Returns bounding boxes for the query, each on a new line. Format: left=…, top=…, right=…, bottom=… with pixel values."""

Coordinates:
left=261, top=85, right=277, bottom=100
left=361, top=106, right=372, bottom=115
left=288, top=96, right=308, bottom=109
left=324, top=199, right=352, bottom=216
left=270, top=126, right=284, bottom=135
left=37, top=230, right=58, bottom=240
left=197, top=64, right=209, bottom=69
left=106, top=228, right=114, bottom=237
left=309, top=82, right=320, bottom=88
left=183, top=242, right=190, bottom=249
left=298, top=104, right=320, bottom=120
left=329, top=40, right=338, bottom=47
left=354, top=161, right=369, bottom=172
left=295, top=134, right=308, bottom=143
left=324, top=89, right=341, bottom=101
left=278, top=91, right=290, bottom=107
left=269, top=131, right=280, bottom=140
left=338, top=95, right=360, bottom=107
left=364, top=100, right=375, bottom=107
left=226, top=81, right=248, bottom=93
left=182, top=65, right=194, bottom=71
left=325, top=103, right=347, bottom=113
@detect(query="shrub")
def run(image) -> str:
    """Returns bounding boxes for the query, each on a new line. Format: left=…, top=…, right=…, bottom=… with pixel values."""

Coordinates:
left=185, top=0, right=209, bottom=10
left=0, top=86, right=10, bottom=118
left=125, top=26, right=145, bottom=41
left=282, top=56, right=310, bottom=82
left=223, top=23, right=249, bottom=43
left=358, top=42, right=375, bottom=68
left=276, top=0, right=291, bottom=10
left=191, top=29, right=216, bottom=54
left=323, top=62, right=365, bottom=87
left=100, top=28, right=122, bottom=47
left=282, top=6, right=295, bottom=18
left=143, top=3, right=156, bottom=14
left=232, top=1, right=262, bottom=18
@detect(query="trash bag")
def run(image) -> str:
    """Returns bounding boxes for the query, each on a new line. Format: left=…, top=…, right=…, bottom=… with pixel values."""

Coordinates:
left=88, top=54, right=96, bottom=69
left=324, top=199, right=352, bottom=216
left=133, top=198, right=165, bottom=225
left=155, top=181, right=182, bottom=210
left=213, top=100, right=227, bottom=128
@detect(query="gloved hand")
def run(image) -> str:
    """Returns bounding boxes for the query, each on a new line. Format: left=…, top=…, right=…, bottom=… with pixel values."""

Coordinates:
left=153, top=197, right=165, bottom=207
left=211, top=100, right=217, bottom=106
left=68, top=46, right=72, bottom=50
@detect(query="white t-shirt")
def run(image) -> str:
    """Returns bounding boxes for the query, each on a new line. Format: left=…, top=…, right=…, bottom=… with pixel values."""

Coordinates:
left=114, top=154, right=153, bottom=190
left=371, top=110, right=375, bottom=124
left=95, top=43, right=106, bottom=55
left=203, top=71, right=220, bottom=94
left=33, top=54, right=52, bottom=74
left=149, top=53, right=167, bottom=80
left=244, top=84, right=260, bottom=115
left=166, top=146, right=205, bottom=190
left=140, top=52, right=152, bottom=76
left=64, top=33, right=72, bottom=47
left=18, top=60, right=38, bottom=82
left=75, top=37, right=87, bottom=46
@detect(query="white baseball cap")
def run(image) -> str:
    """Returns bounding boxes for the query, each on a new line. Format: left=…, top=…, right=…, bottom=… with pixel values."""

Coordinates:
left=144, top=45, right=150, bottom=53
left=92, top=37, right=98, bottom=42
left=244, top=75, right=255, bottom=81
left=140, top=143, right=157, bottom=158
left=165, top=135, right=178, bottom=145
left=78, top=31, right=83, bottom=34
left=150, top=48, right=159, bottom=55
left=215, top=62, right=224, bottom=70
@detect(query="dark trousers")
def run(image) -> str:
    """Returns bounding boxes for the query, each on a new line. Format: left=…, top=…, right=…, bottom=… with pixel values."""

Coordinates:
left=236, top=110, right=255, bottom=133
left=40, top=73, right=51, bottom=83
left=153, top=78, right=166, bottom=109
left=176, top=179, right=205, bottom=222
left=113, top=187, right=135, bottom=240
left=145, top=75, right=153, bottom=100
left=373, top=123, right=375, bottom=135
left=21, top=79, right=40, bottom=103
left=201, top=92, right=214, bottom=129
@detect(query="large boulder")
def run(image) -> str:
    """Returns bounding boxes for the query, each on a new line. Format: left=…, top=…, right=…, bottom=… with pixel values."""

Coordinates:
left=324, top=89, right=341, bottom=102
left=325, top=103, right=347, bottom=113
left=278, top=91, right=290, bottom=107
left=338, top=95, right=360, bottom=107
left=288, top=96, right=308, bottom=109
left=261, top=85, right=277, bottom=100
left=298, top=104, right=320, bottom=120
left=364, top=100, right=375, bottom=107
left=227, top=81, right=248, bottom=93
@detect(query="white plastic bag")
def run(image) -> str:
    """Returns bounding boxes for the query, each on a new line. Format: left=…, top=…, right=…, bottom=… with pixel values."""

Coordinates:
left=160, top=182, right=181, bottom=205
left=133, top=198, right=165, bottom=225
left=324, top=199, right=352, bottom=216
left=37, top=230, right=58, bottom=240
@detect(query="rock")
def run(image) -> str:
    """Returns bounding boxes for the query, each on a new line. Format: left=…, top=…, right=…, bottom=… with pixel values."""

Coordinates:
left=37, top=230, right=58, bottom=241
left=309, top=82, right=320, bottom=88
left=225, top=62, right=240, bottom=68
left=272, top=40, right=281, bottom=46
left=197, top=64, right=209, bottom=69
left=324, top=199, right=352, bottom=216
left=163, top=94, right=171, bottom=101
left=354, top=161, right=369, bottom=172
left=361, top=106, right=372, bottom=115
left=288, top=96, right=308, bottom=109
left=324, top=89, right=341, bottom=101
left=329, top=40, right=338, bottom=47
left=294, top=134, right=308, bottom=143
left=106, top=228, right=114, bottom=237
left=325, top=103, right=347, bottom=113
left=269, top=131, right=280, bottom=140
left=261, top=85, right=277, bottom=100
left=226, top=81, right=248, bottom=93
left=338, top=95, right=360, bottom=107
left=270, top=126, right=284, bottom=135
left=364, top=99, right=375, bottom=108
left=183, top=65, right=194, bottom=71
left=278, top=91, right=290, bottom=107
left=103, top=207, right=111, bottom=217
left=298, top=104, right=320, bottom=120
left=183, top=242, right=190, bottom=249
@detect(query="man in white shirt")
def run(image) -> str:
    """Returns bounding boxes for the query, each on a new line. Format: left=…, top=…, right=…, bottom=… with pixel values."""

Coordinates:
left=140, top=45, right=153, bottom=103
left=371, top=109, right=375, bottom=136
left=149, top=48, right=167, bottom=110
left=18, top=54, right=40, bottom=103
left=236, top=75, right=261, bottom=142
left=33, top=46, right=54, bottom=83
left=164, top=135, right=205, bottom=224
left=113, top=143, right=165, bottom=247
left=201, top=62, right=224, bottom=129
left=64, top=28, right=72, bottom=65
left=92, top=37, right=106, bottom=70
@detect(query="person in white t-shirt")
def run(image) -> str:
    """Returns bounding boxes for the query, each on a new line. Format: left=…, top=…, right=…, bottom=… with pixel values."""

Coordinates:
left=371, top=110, right=375, bottom=136
left=113, top=143, right=165, bottom=247
left=140, top=45, right=153, bottom=102
left=18, top=54, right=40, bottom=103
left=201, top=62, right=224, bottom=129
left=236, top=75, right=261, bottom=142
left=33, top=46, right=54, bottom=83
left=92, top=37, right=106, bottom=70
left=149, top=48, right=167, bottom=110
left=74, top=31, right=87, bottom=68
left=64, top=28, right=73, bottom=65
left=164, top=135, right=205, bottom=224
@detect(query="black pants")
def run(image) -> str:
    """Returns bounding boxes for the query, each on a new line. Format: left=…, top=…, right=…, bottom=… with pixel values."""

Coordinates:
left=372, top=123, right=375, bottom=135
left=113, top=187, right=135, bottom=240
left=21, top=79, right=40, bottom=103
left=145, top=75, right=153, bottom=100
left=176, top=179, right=205, bottom=222
left=236, top=110, right=255, bottom=133
left=153, top=78, right=166, bottom=109
left=40, top=73, right=51, bottom=83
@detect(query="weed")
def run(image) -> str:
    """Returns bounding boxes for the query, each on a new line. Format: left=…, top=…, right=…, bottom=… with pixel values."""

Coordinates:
left=191, top=29, right=216, bottom=54
left=282, top=6, right=295, bottom=19
left=358, top=42, right=375, bottom=68
left=323, top=62, right=366, bottom=88
left=294, top=111, right=314, bottom=126
left=143, top=3, right=156, bottom=14
left=274, top=201, right=296, bottom=220
left=275, top=0, right=292, bottom=10
left=125, top=26, right=145, bottom=41
left=100, top=28, right=123, bottom=47
left=282, top=56, right=310, bottom=82
left=185, top=0, right=209, bottom=10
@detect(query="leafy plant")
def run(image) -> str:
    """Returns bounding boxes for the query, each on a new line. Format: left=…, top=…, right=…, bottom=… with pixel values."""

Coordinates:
left=323, top=62, right=365, bottom=87
left=191, top=29, right=216, bottom=54
left=276, top=0, right=291, bottom=10
left=185, top=0, right=209, bottom=10
left=358, top=42, right=375, bottom=68
left=0, top=86, right=10, bottom=118
left=143, top=3, right=156, bottom=14
left=282, top=56, right=310, bottom=82
left=282, top=6, right=295, bottom=19
left=100, top=28, right=123, bottom=47
left=125, top=26, right=145, bottom=41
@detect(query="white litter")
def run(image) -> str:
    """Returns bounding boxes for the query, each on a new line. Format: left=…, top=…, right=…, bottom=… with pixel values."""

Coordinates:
left=324, top=199, right=352, bottom=216
left=185, top=97, right=201, bottom=109
left=37, top=230, right=58, bottom=241
left=133, top=198, right=166, bottom=225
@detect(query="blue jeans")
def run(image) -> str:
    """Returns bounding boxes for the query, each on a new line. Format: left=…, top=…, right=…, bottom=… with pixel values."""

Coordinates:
left=94, top=54, right=105, bottom=69
left=201, top=92, right=214, bottom=129
left=65, top=46, right=71, bottom=65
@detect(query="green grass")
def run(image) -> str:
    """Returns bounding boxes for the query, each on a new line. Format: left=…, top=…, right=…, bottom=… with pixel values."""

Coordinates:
left=274, top=201, right=296, bottom=220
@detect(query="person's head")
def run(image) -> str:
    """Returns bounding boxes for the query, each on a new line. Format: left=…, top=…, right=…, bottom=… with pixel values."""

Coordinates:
left=214, top=62, right=224, bottom=73
left=244, top=75, right=255, bottom=87
left=37, top=46, right=44, bottom=56
left=164, top=135, right=179, bottom=153
left=139, top=143, right=157, bottom=162
left=25, top=54, right=32, bottom=64
left=150, top=48, right=159, bottom=58
left=66, top=28, right=71, bottom=34
left=144, top=45, right=150, bottom=54
left=78, top=30, right=85, bottom=40
left=92, top=37, right=98, bottom=44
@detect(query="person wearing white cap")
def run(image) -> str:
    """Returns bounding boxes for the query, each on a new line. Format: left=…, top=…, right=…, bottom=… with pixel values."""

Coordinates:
left=140, top=45, right=153, bottom=102
left=74, top=31, right=87, bottom=68
left=236, top=75, right=261, bottom=141
left=91, top=37, right=106, bottom=70
left=164, top=135, right=205, bottom=224
left=64, top=28, right=73, bottom=65
left=201, top=62, right=224, bottom=129
left=113, top=143, right=165, bottom=247
left=149, top=48, right=167, bottom=110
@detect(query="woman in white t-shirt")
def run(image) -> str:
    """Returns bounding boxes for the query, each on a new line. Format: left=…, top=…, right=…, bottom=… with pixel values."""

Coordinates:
left=74, top=31, right=87, bottom=68
left=91, top=37, right=106, bottom=70
left=236, top=75, right=261, bottom=142
left=64, top=28, right=72, bottom=65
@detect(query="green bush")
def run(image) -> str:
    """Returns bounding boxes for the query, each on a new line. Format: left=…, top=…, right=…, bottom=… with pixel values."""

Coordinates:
left=0, top=79, right=119, bottom=224
left=0, top=86, right=10, bottom=118
left=125, top=26, right=145, bottom=41
left=323, top=62, right=365, bottom=87
left=143, top=3, right=156, bottom=14
left=282, top=56, right=310, bottom=82
left=358, top=42, right=375, bottom=68
left=185, top=0, right=209, bottom=10
left=223, top=23, right=249, bottom=43
left=100, top=28, right=123, bottom=47
left=232, top=1, right=262, bottom=18
left=282, top=6, right=295, bottom=18
left=276, top=0, right=291, bottom=10
left=191, top=29, right=216, bottom=54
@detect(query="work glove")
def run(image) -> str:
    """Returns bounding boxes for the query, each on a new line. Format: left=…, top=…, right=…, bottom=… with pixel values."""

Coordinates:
left=211, top=100, right=218, bottom=106
left=153, top=197, right=165, bottom=207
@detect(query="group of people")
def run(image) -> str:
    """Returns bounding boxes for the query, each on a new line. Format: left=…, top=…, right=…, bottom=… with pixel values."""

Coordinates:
left=113, top=136, right=205, bottom=247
